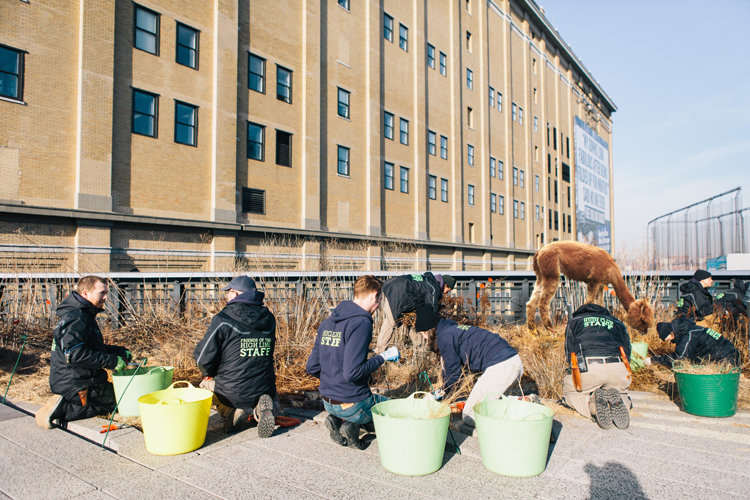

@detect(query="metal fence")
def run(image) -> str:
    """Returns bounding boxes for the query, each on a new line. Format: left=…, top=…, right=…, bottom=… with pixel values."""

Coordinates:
left=648, top=187, right=748, bottom=270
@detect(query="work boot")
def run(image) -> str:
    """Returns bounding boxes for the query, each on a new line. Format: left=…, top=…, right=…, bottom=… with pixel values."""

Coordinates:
left=606, top=388, right=630, bottom=430
left=325, top=414, right=346, bottom=446
left=591, top=388, right=613, bottom=430
left=255, top=394, right=275, bottom=438
left=362, top=421, right=375, bottom=433
left=35, top=395, right=64, bottom=429
left=223, top=408, right=248, bottom=434
left=339, top=421, right=362, bottom=449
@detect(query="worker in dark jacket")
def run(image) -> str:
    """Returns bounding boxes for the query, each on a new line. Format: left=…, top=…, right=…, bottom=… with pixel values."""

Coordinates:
left=375, top=272, right=456, bottom=352
left=715, top=279, right=749, bottom=319
left=194, top=276, right=277, bottom=437
left=36, top=276, right=131, bottom=429
left=306, top=275, right=400, bottom=449
left=415, top=306, right=523, bottom=427
left=676, top=269, right=715, bottom=322
left=646, top=317, right=741, bottom=367
left=562, top=304, right=632, bottom=430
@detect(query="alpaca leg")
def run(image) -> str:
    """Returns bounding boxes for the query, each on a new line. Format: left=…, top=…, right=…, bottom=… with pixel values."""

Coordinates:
left=537, top=280, right=558, bottom=331
left=586, top=282, right=605, bottom=305
left=526, top=283, right=542, bottom=331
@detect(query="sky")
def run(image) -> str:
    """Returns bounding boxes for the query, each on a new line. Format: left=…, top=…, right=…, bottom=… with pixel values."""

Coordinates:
left=538, top=0, right=750, bottom=257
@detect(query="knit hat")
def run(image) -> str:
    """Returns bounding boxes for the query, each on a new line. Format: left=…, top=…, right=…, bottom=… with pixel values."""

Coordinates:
left=442, top=275, right=457, bottom=290
left=656, top=322, right=673, bottom=341
left=221, top=275, right=257, bottom=293
left=414, top=305, right=441, bottom=332
left=693, top=269, right=712, bottom=281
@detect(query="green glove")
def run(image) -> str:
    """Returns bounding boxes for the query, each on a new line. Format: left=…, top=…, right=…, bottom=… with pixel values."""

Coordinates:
left=124, top=350, right=133, bottom=362
left=114, top=357, right=127, bottom=373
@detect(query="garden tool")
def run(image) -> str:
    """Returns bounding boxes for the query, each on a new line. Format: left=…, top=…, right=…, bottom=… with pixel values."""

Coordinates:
left=419, top=371, right=460, bottom=455
left=619, top=346, right=632, bottom=379
left=102, top=358, right=147, bottom=447
left=100, top=423, right=132, bottom=433
left=2, top=334, right=28, bottom=404
left=570, top=353, right=582, bottom=391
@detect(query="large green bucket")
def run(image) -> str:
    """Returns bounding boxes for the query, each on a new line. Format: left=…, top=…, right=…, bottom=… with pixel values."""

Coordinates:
left=474, top=397, right=554, bottom=477
left=371, top=392, right=451, bottom=476
left=630, top=342, right=649, bottom=371
left=112, top=366, right=174, bottom=416
left=674, top=369, right=740, bottom=417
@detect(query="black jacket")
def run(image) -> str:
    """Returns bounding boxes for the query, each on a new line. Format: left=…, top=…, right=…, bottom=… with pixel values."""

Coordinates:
left=49, top=292, right=127, bottom=398
left=676, top=279, right=714, bottom=321
left=715, top=279, right=749, bottom=318
left=382, top=272, right=443, bottom=320
left=651, top=317, right=741, bottom=367
left=194, top=290, right=276, bottom=410
left=564, top=304, right=630, bottom=364
left=435, top=319, right=518, bottom=393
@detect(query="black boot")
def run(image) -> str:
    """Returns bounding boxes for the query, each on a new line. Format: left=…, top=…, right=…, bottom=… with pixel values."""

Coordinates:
left=362, top=421, right=375, bottom=433
left=325, top=414, right=346, bottom=446
left=340, top=421, right=362, bottom=449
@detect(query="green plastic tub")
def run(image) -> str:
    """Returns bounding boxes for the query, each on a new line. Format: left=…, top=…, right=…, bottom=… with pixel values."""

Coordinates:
left=112, top=366, right=174, bottom=417
left=630, top=342, right=649, bottom=372
left=674, top=369, right=740, bottom=417
left=371, top=392, right=451, bottom=476
left=474, top=397, right=554, bottom=477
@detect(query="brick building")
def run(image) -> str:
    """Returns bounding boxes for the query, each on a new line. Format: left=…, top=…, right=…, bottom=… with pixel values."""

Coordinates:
left=0, top=0, right=616, bottom=272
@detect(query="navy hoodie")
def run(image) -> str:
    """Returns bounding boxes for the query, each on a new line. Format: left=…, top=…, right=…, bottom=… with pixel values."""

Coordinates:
left=306, top=300, right=385, bottom=402
left=435, top=318, right=518, bottom=393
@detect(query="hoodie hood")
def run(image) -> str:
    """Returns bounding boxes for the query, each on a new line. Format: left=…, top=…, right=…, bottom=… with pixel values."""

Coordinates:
left=56, top=291, right=102, bottom=318
left=227, top=288, right=265, bottom=306
left=680, top=279, right=703, bottom=294
left=329, top=300, right=372, bottom=325
left=572, top=303, right=611, bottom=317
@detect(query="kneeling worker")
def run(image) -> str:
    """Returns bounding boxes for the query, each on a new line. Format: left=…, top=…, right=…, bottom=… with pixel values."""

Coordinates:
left=36, top=276, right=132, bottom=429
left=645, top=317, right=741, bottom=367
left=194, top=276, right=278, bottom=437
left=306, top=275, right=400, bottom=449
left=562, top=303, right=632, bottom=430
left=414, top=306, right=523, bottom=427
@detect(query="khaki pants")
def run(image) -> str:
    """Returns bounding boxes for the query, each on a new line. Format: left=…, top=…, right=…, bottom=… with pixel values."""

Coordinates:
left=375, top=296, right=398, bottom=352
left=562, top=361, right=631, bottom=419
left=463, top=354, right=524, bottom=425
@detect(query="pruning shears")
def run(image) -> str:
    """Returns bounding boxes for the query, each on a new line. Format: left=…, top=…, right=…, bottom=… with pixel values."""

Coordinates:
left=100, top=423, right=132, bottom=433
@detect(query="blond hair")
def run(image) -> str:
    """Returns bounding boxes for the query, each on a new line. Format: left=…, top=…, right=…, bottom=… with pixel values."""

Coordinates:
left=353, top=275, right=382, bottom=298
left=77, top=275, right=107, bottom=294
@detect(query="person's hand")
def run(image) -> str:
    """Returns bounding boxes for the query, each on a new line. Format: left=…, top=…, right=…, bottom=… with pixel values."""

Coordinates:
left=432, top=389, right=445, bottom=401
left=113, top=357, right=127, bottom=373
left=381, top=347, right=400, bottom=362
left=199, top=377, right=215, bottom=392
left=644, top=357, right=652, bottom=367
left=124, top=350, right=133, bottom=362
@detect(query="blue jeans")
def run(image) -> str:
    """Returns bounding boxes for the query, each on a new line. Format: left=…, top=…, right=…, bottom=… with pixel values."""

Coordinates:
left=323, top=394, right=389, bottom=424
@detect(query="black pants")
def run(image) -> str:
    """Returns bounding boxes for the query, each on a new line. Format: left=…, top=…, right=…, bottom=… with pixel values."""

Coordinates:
left=60, top=382, right=116, bottom=422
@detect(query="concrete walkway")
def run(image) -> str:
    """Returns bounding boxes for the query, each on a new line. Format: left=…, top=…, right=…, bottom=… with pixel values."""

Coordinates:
left=1, top=391, right=749, bottom=499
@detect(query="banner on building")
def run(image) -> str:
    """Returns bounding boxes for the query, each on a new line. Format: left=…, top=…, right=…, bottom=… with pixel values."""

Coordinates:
left=574, top=116, right=611, bottom=252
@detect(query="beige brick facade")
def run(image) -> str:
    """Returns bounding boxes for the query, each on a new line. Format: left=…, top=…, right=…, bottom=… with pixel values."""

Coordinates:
left=0, top=0, right=615, bottom=272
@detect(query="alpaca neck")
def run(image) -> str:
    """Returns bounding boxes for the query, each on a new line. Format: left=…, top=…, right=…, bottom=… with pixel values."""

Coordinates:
left=611, top=273, right=636, bottom=308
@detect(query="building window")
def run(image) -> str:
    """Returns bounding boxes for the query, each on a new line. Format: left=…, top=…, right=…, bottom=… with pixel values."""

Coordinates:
left=534, top=145, right=539, bottom=161
left=441, top=178, right=448, bottom=202
left=468, top=185, right=475, bottom=205
left=562, top=162, right=571, bottom=182
left=466, top=0, right=471, bottom=13
left=276, top=65, right=292, bottom=103
left=562, top=211, right=566, bottom=232
left=428, top=175, right=437, bottom=199
left=134, top=4, right=159, bottom=55
left=399, top=118, right=409, bottom=145
left=535, top=174, right=540, bottom=191
left=555, top=211, right=559, bottom=230
left=547, top=123, right=551, bottom=146
left=427, top=43, right=435, bottom=68
left=566, top=137, right=570, bottom=158
left=489, top=86, right=495, bottom=108
left=384, top=13, right=394, bottom=42
left=176, top=23, right=199, bottom=69
left=534, top=116, right=538, bottom=133
left=440, top=135, right=448, bottom=159
left=548, top=208, right=553, bottom=229
left=468, top=222, right=475, bottom=243
left=519, top=107, right=524, bottom=125
left=384, top=111, right=394, bottom=139
left=497, top=92, right=503, bottom=112
left=555, top=180, right=559, bottom=203
left=466, top=31, right=472, bottom=52
left=467, top=144, right=474, bottom=166
left=467, top=107, right=473, bottom=128
left=384, top=162, right=394, bottom=190
left=512, top=167, right=518, bottom=186
left=519, top=170, right=525, bottom=188
left=276, top=130, right=292, bottom=167
left=0, top=45, right=24, bottom=101
left=399, top=23, right=408, bottom=51
left=439, top=51, right=447, bottom=76
left=337, top=87, right=350, bottom=119
left=498, top=195, right=504, bottom=214
left=490, top=157, right=496, bottom=177
left=132, top=88, right=158, bottom=137
left=498, top=160, right=504, bottom=180
left=241, top=187, right=265, bottom=214
left=248, top=53, right=265, bottom=93
left=337, top=145, right=350, bottom=176
left=490, top=193, right=497, bottom=213
left=512, top=102, right=517, bottom=121
left=536, top=204, right=540, bottom=221
left=337, top=0, right=350, bottom=10
left=247, top=122, right=265, bottom=160
left=174, top=101, right=197, bottom=146
left=520, top=201, right=525, bottom=220
left=568, top=214, right=572, bottom=232
left=553, top=127, right=557, bottom=150
left=400, top=166, right=409, bottom=193
left=513, top=200, right=518, bottom=218
left=466, top=68, right=473, bottom=89
left=548, top=177, right=551, bottom=201
left=568, top=186, right=571, bottom=207
left=428, top=130, right=436, bottom=155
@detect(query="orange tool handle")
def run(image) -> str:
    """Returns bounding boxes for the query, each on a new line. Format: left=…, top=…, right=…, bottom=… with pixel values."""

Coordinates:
left=619, top=346, right=632, bottom=377
left=570, top=352, right=582, bottom=392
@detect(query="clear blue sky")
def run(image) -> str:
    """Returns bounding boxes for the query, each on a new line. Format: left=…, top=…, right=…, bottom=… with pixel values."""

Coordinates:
left=539, top=0, right=750, bottom=256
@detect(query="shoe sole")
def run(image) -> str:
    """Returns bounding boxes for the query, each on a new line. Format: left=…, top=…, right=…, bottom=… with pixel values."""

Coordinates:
left=256, top=394, right=275, bottom=438
left=606, top=389, right=630, bottom=429
left=325, top=416, right=346, bottom=446
left=593, top=389, right=613, bottom=430
left=340, top=422, right=362, bottom=449
left=35, top=395, right=63, bottom=430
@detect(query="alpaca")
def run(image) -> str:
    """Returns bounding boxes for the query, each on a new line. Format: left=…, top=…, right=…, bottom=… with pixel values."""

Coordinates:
left=525, top=241, right=654, bottom=333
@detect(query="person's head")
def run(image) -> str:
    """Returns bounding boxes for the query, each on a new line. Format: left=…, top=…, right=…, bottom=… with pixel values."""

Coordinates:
left=353, top=275, right=382, bottom=314
left=220, top=275, right=257, bottom=301
left=656, top=322, right=675, bottom=342
left=415, top=305, right=442, bottom=352
left=77, top=276, right=108, bottom=308
left=693, top=269, right=713, bottom=288
left=442, top=275, right=456, bottom=294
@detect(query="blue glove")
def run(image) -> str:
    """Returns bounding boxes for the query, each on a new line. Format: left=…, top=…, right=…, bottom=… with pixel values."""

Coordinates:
left=381, top=347, right=400, bottom=362
left=432, top=389, right=445, bottom=401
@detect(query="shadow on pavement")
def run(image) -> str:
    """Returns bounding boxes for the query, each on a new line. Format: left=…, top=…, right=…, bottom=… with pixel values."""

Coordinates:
left=584, top=461, right=648, bottom=500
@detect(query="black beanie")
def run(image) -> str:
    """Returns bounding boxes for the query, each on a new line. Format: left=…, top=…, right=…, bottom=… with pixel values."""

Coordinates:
left=693, top=269, right=712, bottom=281
left=415, top=305, right=441, bottom=332
left=656, top=322, right=673, bottom=341
left=443, top=275, right=457, bottom=290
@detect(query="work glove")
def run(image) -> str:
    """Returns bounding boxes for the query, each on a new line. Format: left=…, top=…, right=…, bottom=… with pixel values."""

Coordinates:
left=432, top=389, right=445, bottom=401
left=124, top=349, right=133, bottom=362
left=113, top=357, right=127, bottom=374
left=381, top=347, right=400, bottom=362
left=644, top=357, right=652, bottom=367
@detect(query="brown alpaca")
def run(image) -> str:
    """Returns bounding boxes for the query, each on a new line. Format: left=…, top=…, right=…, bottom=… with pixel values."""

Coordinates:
left=526, top=241, right=654, bottom=333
